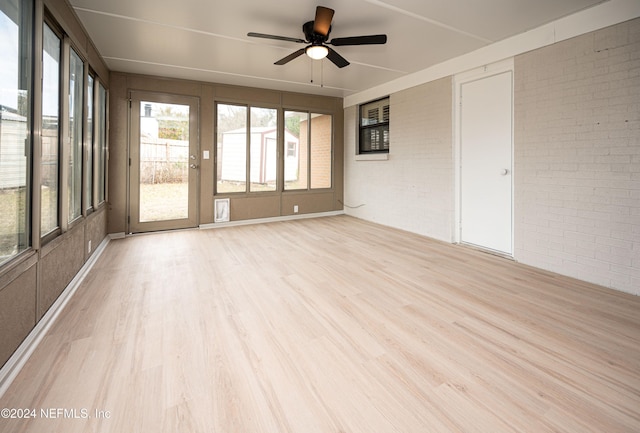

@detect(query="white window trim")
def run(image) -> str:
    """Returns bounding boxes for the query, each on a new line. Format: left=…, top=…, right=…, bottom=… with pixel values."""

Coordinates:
left=355, top=153, right=389, bottom=161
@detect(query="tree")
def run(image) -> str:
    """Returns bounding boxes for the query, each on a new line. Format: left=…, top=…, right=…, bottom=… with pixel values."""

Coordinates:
left=285, top=113, right=302, bottom=138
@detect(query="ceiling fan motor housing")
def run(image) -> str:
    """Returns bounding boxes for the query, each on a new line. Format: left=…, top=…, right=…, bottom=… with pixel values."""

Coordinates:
left=303, top=21, right=329, bottom=43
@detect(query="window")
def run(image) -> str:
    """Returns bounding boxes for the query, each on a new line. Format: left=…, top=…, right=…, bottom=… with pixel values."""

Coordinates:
left=96, top=81, right=107, bottom=204
left=284, top=111, right=307, bottom=190
left=250, top=107, right=277, bottom=192
left=284, top=111, right=332, bottom=190
left=286, top=142, right=296, bottom=158
left=359, top=97, right=389, bottom=153
left=214, top=105, right=332, bottom=194
left=310, top=114, right=332, bottom=189
left=41, top=22, right=61, bottom=236
left=216, top=103, right=279, bottom=194
left=68, top=47, right=83, bottom=222
left=216, top=103, right=247, bottom=193
left=0, top=0, right=32, bottom=266
left=85, top=74, right=94, bottom=211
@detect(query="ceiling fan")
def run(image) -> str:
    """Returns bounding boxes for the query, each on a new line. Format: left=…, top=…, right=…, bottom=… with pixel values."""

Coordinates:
left=247, top=6, right=387, bottom=68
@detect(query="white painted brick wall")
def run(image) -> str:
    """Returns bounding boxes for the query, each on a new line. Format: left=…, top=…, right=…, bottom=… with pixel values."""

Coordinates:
left=344, top=77, right=454, bottom=242
left=515, top=18, right=640, bottom=294
left=343, top=18, right=639, bottom=295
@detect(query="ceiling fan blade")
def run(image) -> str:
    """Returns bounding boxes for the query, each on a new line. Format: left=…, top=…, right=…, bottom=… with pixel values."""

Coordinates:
left=326, top=47, right=349, bottom=68
left=329, top=34, right=387, bottom=46
left=313, top=6, right=334, bottom=37
left=274, top=48, right=306, bottom=65
left=247, top=32, right=305, bottom=44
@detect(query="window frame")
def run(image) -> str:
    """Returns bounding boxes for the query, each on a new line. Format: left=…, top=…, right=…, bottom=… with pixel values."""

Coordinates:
left=67, top=43, right=85, bottom=224
left=214, top=102, right=280, bottom=195
left=40, top=18, right=63, bottom=242
left=283, top=110, right=309, bottom=191
left=215, top=102, right=249, bottom=194
left=0, top=0, right=33, bottom=267
left=283, top=110, right=334, bottom=192
left=249, top=106, right=278, bottom=193
left=308, top=112, right=333, bottom=190
left=95, top=80, right=108, bottom=206
left=0, top=3, right=109, bottom=266
left=358, top=96, right=390, bottom=155
left=84, top=71, right=95, bottom=214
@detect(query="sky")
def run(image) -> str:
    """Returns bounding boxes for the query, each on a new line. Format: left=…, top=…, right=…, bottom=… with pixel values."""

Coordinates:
left=1, top=9, right=59, bottom=116
left=0, top=11, right=20, bottom=111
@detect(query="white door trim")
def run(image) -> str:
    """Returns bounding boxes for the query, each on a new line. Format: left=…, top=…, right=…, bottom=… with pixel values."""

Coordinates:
left=453, top=58, right=514, bottom=254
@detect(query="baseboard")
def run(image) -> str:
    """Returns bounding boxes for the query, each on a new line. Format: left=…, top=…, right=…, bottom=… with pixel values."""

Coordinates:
left=199, top=210, right=345, bottom=230
left=0, top=236, right=110, bottom=399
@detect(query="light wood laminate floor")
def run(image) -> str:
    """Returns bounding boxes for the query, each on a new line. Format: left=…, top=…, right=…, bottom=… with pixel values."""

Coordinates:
left=1, top=215, right=639, bottom=432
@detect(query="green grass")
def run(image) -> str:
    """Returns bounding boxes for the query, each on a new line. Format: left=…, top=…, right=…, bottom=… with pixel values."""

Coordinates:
left=139, top=182, right=189, bottom=222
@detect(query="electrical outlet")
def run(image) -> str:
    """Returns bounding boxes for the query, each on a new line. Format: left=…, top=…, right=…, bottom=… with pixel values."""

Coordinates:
left=294, top=205, right=298, bottom=213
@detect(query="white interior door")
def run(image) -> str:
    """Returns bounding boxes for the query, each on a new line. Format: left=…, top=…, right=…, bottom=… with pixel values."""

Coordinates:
left=460, top=71, right=513, bottom=255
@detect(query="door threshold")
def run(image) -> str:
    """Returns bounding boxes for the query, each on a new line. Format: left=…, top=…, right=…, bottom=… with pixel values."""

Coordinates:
left=459, top=242, right=514, bottom=260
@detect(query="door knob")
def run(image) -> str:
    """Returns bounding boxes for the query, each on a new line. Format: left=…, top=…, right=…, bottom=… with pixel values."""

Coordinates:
left=190, top=163, right=198, bottom=169
left=500, top=168, right=509, bottom=176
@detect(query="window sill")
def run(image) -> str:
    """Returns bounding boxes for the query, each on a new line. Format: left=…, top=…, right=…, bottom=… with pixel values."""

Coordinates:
left=355, top=153, right=389, bottom=161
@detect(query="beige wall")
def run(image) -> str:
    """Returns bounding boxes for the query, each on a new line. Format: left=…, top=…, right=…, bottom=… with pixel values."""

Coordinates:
left=107, top=73, right=344, bottom=234
left=0, top=0, right=110, bottom=368
left=0, top=258, right=37, bottom=368
left=0, top=207, right=109, bottom=367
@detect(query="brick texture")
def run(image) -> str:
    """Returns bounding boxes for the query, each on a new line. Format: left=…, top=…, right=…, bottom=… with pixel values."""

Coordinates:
left=310, top=115, right=332, bottom=189
left=514, top=18, right=640, bottom=294
left=344, top=19, right=639, bottom=295
left=344, top=77, right=454, bottom=242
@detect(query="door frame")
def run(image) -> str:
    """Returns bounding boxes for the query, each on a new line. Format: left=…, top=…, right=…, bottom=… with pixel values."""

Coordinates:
left=453, top=58, right=514, bottom=255
left=128, top=90, right=200, bottom=233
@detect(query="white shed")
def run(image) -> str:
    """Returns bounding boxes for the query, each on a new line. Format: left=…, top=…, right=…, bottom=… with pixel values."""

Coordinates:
left=220, top=127, right=299, bottom=184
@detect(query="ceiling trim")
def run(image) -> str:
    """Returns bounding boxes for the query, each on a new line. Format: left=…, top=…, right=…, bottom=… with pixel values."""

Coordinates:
left=103, top=56, right=357, bottom=93
left=73, top=7, right=249, bottom=43
left=344, top=0, right=640, bottom=107
left=363, top=0, right=494, bottom=44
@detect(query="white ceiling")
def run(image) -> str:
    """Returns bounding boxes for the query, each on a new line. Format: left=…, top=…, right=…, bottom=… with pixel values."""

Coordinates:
left=70, top=0, right=607, bottom=98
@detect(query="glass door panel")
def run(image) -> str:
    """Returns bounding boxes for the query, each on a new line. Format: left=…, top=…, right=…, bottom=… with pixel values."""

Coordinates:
left=129, top=92, right=198, bottom=232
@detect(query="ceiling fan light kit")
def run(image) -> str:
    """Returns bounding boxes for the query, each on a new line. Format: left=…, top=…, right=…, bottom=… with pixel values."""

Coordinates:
left=306, top=44, right=329, bottom=60
left=248, top=5, right=387, bottom=69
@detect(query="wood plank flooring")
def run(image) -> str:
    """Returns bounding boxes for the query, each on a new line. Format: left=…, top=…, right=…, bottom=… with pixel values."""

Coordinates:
left=1, top=215, right=639, bottom=432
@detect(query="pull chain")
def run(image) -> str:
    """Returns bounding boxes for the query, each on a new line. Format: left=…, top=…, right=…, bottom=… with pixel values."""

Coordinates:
left=310, top=59, right=325, bottom=88
left=310, top=58, right=314, bottom=84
